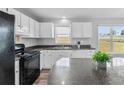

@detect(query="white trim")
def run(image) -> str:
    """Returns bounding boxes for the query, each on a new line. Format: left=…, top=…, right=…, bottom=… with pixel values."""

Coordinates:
left=97, top=24, right=124, bottom=53
left=54, top=26, right=72, bottom=44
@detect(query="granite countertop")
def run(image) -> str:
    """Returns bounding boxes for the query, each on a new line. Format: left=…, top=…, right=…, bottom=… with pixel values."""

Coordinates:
left=47, top=57, right=124, bottom=85
left=25, top=45, right=96, bottom=51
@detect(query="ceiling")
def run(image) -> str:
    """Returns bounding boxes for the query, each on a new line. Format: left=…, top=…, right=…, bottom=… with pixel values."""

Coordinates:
left=20, top=8, right=124, bottom=19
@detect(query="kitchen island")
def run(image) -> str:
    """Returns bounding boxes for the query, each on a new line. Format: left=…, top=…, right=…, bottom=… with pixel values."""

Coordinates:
left=25, top=45, right=95, bottom=69
left=47, top=57, right=124, bottom=85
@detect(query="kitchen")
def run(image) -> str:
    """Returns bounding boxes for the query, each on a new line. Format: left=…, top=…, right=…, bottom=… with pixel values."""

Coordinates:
left=1, top=8, right=124, bottom=85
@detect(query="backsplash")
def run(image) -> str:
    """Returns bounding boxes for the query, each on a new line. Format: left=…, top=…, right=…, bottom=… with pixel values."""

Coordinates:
left=15, top=36, right=91, bottom=47
left=37, top=38, right=91, bottom=45
left=21, top=38, right=38, bottom=47
left=15, top=36, right=38, bottom=47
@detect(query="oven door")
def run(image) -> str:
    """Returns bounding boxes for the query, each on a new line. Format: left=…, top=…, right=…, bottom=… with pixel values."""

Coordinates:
left=20, top=53, right=40, bottom=85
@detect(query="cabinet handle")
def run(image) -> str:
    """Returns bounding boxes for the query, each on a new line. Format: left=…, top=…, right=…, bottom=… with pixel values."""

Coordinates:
left=21, top=26, right=23, bottom=29
left=18, top=25, right=21, bottom=27
left=6, top=8, right=8, bottom=12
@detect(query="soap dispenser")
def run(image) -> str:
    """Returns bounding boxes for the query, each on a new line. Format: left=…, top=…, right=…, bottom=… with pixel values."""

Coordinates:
left=77, top=41, right=81, bottom=49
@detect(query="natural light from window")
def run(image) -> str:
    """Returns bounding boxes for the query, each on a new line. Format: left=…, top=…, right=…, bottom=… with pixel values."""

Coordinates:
left=98, top=25, right=124, bottom=53
left=55, top=26, right=71, bottom=44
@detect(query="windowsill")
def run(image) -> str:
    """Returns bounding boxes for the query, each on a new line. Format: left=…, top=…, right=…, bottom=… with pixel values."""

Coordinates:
left=108, top=52, right=124, bottom=54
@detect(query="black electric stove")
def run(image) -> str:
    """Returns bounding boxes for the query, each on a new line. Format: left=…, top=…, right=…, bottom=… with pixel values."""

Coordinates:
left=15, top=44, right=40, bottom=85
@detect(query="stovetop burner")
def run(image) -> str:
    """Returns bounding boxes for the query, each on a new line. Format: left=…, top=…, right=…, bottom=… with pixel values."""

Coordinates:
left=15, top=44, right=40, bottom=59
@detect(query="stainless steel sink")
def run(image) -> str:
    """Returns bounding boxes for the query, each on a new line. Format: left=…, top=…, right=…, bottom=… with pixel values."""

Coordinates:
left=52, top=46, right=72, bottom=50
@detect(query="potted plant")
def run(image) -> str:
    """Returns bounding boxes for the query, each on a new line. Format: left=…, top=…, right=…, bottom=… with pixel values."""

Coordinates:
left=92, top=51, right=111, bottom=69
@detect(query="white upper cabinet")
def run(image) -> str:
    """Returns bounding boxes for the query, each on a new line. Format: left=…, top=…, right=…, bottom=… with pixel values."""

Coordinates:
left=72, top=22, right=92, bottom=38
left=11, top=9, right=21, bottom=27
left=28, top=19, right=40, bottom=38
left=0, top=8, right=9, bottom=13
left=20, top=13, right=30, bottom=35
left=83, top=22, right=92, bottom=38
left=0, top=8, right=14, bottom=14
left=9, top=9, right=22, bottom=35
left=39, top=23, right=54, bottom=38
left=9, top=9, right=30, bottom=36
left=29, top=18, right=35, bottom=37
left=1, top=8, right=8, bottom=13
left=72, top=22, right=83, bottom=38
left=0, top=8, right=2, bottom=11
left=34, top=20, right=40, bottom=38
left=1, top=8, right=39, bottom=37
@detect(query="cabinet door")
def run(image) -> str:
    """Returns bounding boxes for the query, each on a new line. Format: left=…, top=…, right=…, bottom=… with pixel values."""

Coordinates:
left=7, top=8, right=14, bottom=14
left=40, top=23, right=54, bottom=38
left=29, top=18, right=35, bottom=37
left=62, top=50, right=72, bottom=57
left=43, top=51, right=52, bottom=69
left=40, top=51, right=44, bottom=70
left=1, top=8, right=8, bottom=13
left=72, top=22, right=83, bottom=38
left=52, top=51, right=61, bottom=66
left=15, top=60, right=19, bottom=85
left=0, top=8, right=12, bottom=13
left=34, top=21, right=40, bottom=37
left=83, top=22, right=92, bottom=38
left=10, top=9, right=21, bottom=34
left=11, top=9, right=21, bottom=27
left=0, top=8, right=2, bottom=11
left=52, top=50, right=72, bottom=65
left=1, top=9, right=21, bottom=28
left=71, top=50, right=95, bottom=58
left=21, top=13, right=30, bottom=35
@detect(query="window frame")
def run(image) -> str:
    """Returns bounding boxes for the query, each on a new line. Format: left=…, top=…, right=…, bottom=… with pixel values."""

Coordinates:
left=98, top=24, right=124, bottom=53
left=54, top=25, right=72, bottom=45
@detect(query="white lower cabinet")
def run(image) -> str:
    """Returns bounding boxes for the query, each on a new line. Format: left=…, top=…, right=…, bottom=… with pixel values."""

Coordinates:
left=44, top=51, right=53, bottom=69
left=51, top=51, right=59, bottom=66
left=58, top=50, right=72, bottom=58
left=0, top=8, right=2, bottom=11
left=40, top=50, right=95, bottom=69
left=71, top=50, right=95, bottom=58
left=15, top=60, right=20, bottom=85
left=40, top=50, right=71, bottom=69
left=40, top=50, right=53, bottom=69
left=40, top=51, right=44, bottom=70
left=52, top=50, right=71, bottom=66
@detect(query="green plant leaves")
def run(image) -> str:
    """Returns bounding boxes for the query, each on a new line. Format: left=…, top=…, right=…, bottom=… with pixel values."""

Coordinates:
left=92, top=51, right=111, bottom=63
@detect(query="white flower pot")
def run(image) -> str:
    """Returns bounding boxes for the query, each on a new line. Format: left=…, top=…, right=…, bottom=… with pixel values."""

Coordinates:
left=97, top=62, right=106, bottom=70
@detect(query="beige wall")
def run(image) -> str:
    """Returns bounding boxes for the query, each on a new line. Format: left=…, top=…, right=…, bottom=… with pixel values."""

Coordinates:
left=15, top=36, right=38, bottom=47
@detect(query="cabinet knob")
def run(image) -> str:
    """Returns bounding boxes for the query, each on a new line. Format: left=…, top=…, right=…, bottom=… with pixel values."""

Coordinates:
left=6, top=8, right=8, bottom=12
left=21, top=26, right=23, bottom=29
left=18, top=25, right=20, bottom=27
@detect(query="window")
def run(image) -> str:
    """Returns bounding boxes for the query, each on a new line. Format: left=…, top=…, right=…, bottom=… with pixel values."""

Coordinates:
left=98, top=25, right=124, bottom=53
left=55, top=26, right=71, bottom=44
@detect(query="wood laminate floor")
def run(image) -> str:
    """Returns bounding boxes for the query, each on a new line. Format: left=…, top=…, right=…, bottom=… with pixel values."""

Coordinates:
left=33, top=69, right=50, bottom=85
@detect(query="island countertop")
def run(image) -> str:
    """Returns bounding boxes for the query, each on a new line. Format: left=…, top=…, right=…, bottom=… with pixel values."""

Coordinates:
left=47, top=57, right=124, bottom=85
